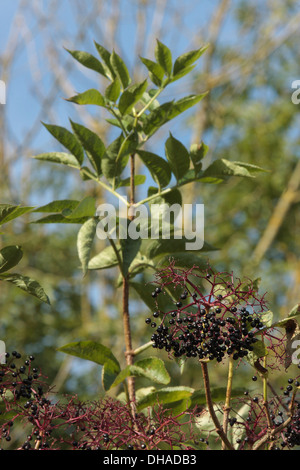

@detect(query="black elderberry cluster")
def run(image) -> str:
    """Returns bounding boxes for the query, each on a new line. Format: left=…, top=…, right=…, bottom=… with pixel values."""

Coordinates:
left=0, top=350, right=41, bottom=401
left=0, top=350, right=47, bottom=449
left=146, top=289, right=261, bottom=362
left=282, top=404, right=300, bottom=448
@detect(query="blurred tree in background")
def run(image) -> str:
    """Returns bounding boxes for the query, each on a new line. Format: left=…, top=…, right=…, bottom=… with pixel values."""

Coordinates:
left=0, top=0, right=299, bottom=399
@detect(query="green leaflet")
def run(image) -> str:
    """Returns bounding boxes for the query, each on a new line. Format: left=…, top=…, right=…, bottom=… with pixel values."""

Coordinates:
left=58, top=340, right=121, bottom=390
left=0, top=246, right=23, bottom=273
left=165, top=133, right=190, bottom=181
left=0, top=273, right=50, bottom=304
left=110, top=50, right=131, bottom=90
left=155, top=40, right=172, bottom=77
left=0, top=205, right=33, bottom=226
left=66, top=89, right=105, bottom=107
left=108, top=357, right=170, bottom=390
left=66, top=49, right=107, bottom=77
left=77, top=218, right=98, bottom=276
left=118, top=79, right=148, bottom=115
left=70, top=120, right=105, bottom=176
left=42, top=122, right=84, bottom=165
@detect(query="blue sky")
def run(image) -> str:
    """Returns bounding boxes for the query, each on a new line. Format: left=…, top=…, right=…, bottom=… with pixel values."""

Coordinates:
left=0, top=1, right=239, bottom=155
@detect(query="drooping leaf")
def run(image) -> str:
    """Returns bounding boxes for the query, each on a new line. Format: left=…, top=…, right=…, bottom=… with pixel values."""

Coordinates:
left=58, top=341, right=121, bottom=384
left=77, top=218, right=98, bottom=276
left=0, top=246, right=23, bottom=273
left=0, top=273, right=50, bottom=304
left=42, top=122, right=84, bottom=165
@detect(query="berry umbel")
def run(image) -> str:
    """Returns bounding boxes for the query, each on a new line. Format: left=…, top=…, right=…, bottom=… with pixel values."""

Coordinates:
left=146, top=262, right=270, bottom=363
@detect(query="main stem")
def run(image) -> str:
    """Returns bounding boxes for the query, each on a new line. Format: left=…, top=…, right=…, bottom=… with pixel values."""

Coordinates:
left=122, top=153, right=137, bottom=415
left=201, top=362, right=234, bottom=450
left=122, top=275, right=136, bottom=409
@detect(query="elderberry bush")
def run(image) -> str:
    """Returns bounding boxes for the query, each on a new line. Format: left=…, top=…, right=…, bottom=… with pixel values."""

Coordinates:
left=146, top=263, right=269, bottom=363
